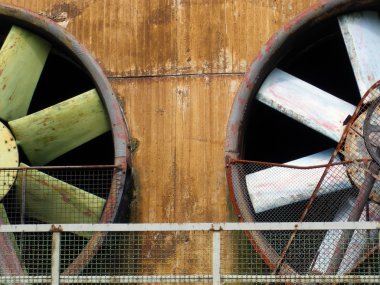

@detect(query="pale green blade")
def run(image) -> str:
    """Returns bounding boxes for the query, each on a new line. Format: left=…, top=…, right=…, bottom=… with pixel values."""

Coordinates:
left=16, top=163, right=105, bottom=238
left=0, top=26, right=50, bottom=121
left=8, top=89, right=111, bottom=165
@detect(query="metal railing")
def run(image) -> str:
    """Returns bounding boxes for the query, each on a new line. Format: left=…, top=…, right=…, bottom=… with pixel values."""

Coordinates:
left=0, top=222, right=378, bottom=284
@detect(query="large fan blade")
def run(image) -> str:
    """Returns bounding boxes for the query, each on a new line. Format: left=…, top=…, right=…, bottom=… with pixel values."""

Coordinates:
left=337, top=202, right=380, bottom=274
left=0, top=26, right=50, bottom=121
left=311, top=196, right=354, bottom=274
left=257, top=69, right=356, bottom=142
left=15, top=163, right=105, bottom=238
left=339, top=12, right=380, bottom=97
left=8, top=89, right=110, bottom=165
left=311, top=198, right=379, bottom=274
left=246, top=149, right=351, bottom=213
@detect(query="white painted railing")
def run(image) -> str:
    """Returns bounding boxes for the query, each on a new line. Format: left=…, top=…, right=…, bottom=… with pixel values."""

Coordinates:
left=0, top=222, right=378, bottom=284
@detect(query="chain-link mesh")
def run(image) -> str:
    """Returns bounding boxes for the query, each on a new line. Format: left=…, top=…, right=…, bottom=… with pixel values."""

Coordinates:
left=0, top=231, right=51, bottom=284
left=0, top=166, right=118, bottom=226
left=0, top=165, right=121, bottom=281
left=228, top=160, right=380, bottom=278
left=61, top=231, right=213, bottom=283
left=221, top=229, right=379, bottom=283
left=0, top=224, right=377, bottom=284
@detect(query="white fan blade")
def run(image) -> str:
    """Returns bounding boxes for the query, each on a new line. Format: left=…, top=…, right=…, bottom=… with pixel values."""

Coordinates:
left=246, top=149, right=351, bottom=213
left=337, top=202, right=380, bottom=274
left=257, top=69, right=356, bottom=142
left=339, top=11, right=380, bottom=97
left=312, top=198, right=379, bottom=274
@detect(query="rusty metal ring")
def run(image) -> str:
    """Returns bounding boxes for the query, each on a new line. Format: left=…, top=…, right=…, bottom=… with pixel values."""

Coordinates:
left=364, top=96, right=380, bottom=165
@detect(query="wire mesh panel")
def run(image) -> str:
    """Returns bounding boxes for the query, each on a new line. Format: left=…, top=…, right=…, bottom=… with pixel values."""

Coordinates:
left=0, top=231, right=51, bottom=284
left=227, top=159, right=380, bottom=278
left=221, top=226, right=379, bottom=284
left=0, top=165, right=121, bottom=281
left=0, top=223, right=378, bottom=284
left=0, top=166, right=118, bottom=225
left=61, top=230, right=213, bottom=283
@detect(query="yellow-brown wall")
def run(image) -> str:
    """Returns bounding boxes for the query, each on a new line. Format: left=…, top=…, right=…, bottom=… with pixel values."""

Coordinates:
left=2, top=0, right=318, bottom=224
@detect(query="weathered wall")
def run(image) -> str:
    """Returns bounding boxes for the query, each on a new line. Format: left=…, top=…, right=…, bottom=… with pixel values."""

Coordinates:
left=2, top=0, right=318, bottom=224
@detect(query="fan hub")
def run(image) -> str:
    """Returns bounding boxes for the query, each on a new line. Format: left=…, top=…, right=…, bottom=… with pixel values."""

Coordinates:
left=0, top=121, right=18, bottom=199
left=344, top=100, right=380, bottom=202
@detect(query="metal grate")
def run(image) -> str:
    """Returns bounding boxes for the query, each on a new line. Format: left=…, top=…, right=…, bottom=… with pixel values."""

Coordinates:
left=0, top=165, right=121, bottom=281
left=0, top=166, right=119, bottom=225
left=0, top=223, right=377, bottom=284
left=227, top=159, right=380, bottom=277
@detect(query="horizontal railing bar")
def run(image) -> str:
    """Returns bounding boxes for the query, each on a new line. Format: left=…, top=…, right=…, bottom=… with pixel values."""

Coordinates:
left=222, top=275, right=380, bottom=283
left=2, top=275, right=377, bottom=284
left=0, top=165, right=119, bottom=170
left=0, top=222, right=379, bottom=233
left=60, top=275, right=212, bottom=283
left=0, top=276, right=51, bottom=283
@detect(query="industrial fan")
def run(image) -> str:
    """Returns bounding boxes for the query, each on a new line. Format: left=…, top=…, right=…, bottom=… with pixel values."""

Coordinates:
left=226, top=0, right=380, bottom=277
left=0, top=4, right=130, bottom=277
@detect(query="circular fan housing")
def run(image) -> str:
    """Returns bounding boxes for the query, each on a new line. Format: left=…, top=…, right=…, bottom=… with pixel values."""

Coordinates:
left=0, top=3, right=131, bottom=275
left=226, top=0, right=380, bottom=276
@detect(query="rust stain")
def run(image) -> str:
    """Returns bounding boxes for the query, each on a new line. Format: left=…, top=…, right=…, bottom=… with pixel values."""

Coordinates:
left=83, top=208, right=94, bottom=217
left=32, top=177, right=51, bottom=187
left=44, top=2, right=87, bottom=20
left=60, top=192, right=71, bottom=203
left=50, top=224, right=63, bottom=232
left=3, top=0, right=317, bottom=77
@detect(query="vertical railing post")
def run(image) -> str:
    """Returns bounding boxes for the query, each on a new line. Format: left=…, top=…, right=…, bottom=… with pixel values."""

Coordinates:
left=20, top=168, right=26, bottom=224
left=51, top=232, right=61, bottom=285
left=212, top=228, right=221, bottom=285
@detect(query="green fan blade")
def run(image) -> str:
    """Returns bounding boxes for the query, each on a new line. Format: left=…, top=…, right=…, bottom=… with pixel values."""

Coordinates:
left=8, top=89, right=111, bottom=165
left=16, top=163, right=105, bottom=238
left=0, top=26, right=50, bottom=121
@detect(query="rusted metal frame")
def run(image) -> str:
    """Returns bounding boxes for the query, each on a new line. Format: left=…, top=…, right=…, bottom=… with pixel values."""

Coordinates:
left=225, top=157, right=297, bottom=275
left=64, top=166, right=125, bottom=274
left=228, top=157, right=371, bottom=169
left=351, top=242, right=379, bottom=273
left=324, top=162, right=378, bottom=274
left=271, top=80, right=380, bottom=275
left=225, top=157, right=243, bottom=222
